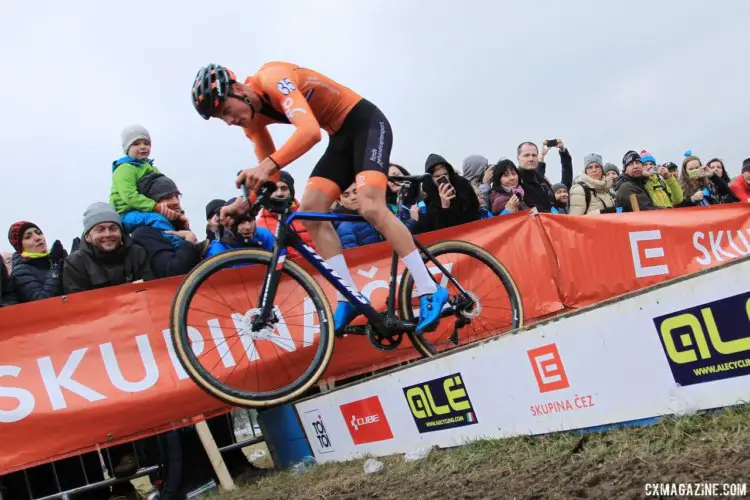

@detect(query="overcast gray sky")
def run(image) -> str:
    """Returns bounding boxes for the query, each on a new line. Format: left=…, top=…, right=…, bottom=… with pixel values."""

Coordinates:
left=2, top=1, right=749, bottom=252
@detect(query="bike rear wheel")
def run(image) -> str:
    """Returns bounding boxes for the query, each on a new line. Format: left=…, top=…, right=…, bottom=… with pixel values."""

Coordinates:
left=398, top=240, right=523, bottom=357
left=170, top=249, right=335, bottom=408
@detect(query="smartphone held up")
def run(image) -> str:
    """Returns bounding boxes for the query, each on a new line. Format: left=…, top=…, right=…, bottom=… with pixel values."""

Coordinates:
left=435, top=174, right=455, bottom=196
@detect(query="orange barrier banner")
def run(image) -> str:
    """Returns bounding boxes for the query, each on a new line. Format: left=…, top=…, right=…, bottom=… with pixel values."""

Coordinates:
left=0, top=211, right=562, bottom=473
left=538, top=204, right=750, bottom=308
left=4, top=204, right=749, bottom=473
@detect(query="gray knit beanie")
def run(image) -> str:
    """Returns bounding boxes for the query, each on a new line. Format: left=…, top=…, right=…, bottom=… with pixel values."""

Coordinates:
left=584, top=153, right=603, bottom=169
left=603, top=163, right=620, bottom=176
left=83, top=202, right=122, bottom=235
left=121, top=124, right=151, bottom=154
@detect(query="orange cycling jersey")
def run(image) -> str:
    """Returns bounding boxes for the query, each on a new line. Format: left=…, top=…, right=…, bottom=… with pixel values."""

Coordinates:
left=242, top=62, right=363, bottom=168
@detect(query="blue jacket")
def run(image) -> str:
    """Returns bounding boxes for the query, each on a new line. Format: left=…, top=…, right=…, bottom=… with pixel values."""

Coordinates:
left=204, top=227, right=276, bottom=258
left=336, top=221, right=383, bottom=249
left=332, top=207, right=383, bottom=249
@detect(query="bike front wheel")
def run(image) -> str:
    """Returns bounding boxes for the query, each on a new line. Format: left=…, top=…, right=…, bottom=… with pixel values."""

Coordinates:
left=170, top=248, right=335, bottom=408
left=398, top=240, right=523, bottom=357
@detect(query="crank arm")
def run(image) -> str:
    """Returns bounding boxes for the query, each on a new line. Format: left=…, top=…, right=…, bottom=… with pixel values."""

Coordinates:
left=341, top=325, right=369, bottom=336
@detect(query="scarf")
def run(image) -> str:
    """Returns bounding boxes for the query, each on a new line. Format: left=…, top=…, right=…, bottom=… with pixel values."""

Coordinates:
left=21, top=251, right=49, bottom=259
left=499, top=183, right=525, bottom=198
left=578, top=174, right=613, bottom=192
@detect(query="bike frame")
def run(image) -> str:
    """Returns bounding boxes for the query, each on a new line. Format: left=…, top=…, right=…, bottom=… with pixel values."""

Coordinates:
left=253, top=184, right=470, bottom=333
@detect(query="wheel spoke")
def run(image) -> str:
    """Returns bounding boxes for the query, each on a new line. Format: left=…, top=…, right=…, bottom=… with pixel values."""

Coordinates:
left=402, top=242, right=522, bottom=357
left=171, top=251, right=333, bottom=406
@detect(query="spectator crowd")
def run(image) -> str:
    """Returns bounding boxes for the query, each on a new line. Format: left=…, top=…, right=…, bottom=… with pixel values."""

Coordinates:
left=2, top=125, right=750, bottom=498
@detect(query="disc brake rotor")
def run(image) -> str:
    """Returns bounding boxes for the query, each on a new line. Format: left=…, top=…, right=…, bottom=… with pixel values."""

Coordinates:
left=458, top=291, right=481, bottom=319
left=238, top=307, right=278, bottom=340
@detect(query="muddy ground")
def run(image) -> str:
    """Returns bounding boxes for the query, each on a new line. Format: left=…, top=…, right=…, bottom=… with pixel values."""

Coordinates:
left=218, top=405, right=750, bottom=500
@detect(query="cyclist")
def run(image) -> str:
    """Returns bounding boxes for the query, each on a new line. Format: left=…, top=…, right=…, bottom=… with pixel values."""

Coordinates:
left=191, top=62, right=448, bottom=334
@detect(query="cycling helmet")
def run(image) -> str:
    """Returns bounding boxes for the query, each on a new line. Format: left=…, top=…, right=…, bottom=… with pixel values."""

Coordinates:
left=192, top=64, right=237, bottom=120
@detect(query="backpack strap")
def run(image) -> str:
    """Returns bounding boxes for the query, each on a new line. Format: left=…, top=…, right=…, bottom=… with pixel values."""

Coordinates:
left=577, top=182, right=592, bottom=213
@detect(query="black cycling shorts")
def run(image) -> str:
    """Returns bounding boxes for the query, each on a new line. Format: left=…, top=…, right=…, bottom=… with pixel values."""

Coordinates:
left=308, top=98, right=393, bottom=197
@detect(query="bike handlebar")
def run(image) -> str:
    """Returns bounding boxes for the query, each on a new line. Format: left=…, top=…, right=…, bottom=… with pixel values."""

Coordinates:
left=237, top=174, right=429, bottom=217
left=388, top=174, right=431, bottom=184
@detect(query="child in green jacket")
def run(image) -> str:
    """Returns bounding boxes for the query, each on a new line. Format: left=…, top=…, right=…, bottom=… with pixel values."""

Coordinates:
left=110, top=125, right=187, bottom=247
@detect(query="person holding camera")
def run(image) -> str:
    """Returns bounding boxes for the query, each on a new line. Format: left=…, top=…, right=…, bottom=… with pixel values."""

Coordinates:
left=515, top=138, right=573, bottom=212
left=678, top=155, right=735, bottom=206
left=415, top=153, right=480, bottom=232
left=639, top=149, right=683, bottom=208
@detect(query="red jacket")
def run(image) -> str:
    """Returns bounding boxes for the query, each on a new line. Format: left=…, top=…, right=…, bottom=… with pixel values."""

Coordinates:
left=730, top=176, right=750, bottom=203
left=256, top=199, right=315, bottom=259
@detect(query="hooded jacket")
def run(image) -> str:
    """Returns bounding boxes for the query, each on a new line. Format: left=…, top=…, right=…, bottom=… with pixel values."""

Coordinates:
left=110, top=157, right=162, bottom=215
left=63, top=234, right=155, bottom=294
left=730, top=176, right=750, bottom=203
left=331, top=206, right=383, bottom=249
left=256, top=198, right=314, bottom=258
left=461, top=155, right=491, bottom=209
left=0, top=262, right=18, bottom=306
left=415, top=154, right=480, bottom=232
left=11, top=253, right=63, bottom=303
left=518, top=148, right=573, bottom=212
left=130, top=226, right=202, bottom=278
left=568, top=174, right=616, bottom=215
left=613, top=174, right=660, bottom=212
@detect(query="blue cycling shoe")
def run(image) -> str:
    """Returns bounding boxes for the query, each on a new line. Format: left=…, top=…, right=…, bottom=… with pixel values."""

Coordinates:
left=416, top=286, right=450, bottom=334
left=333, top=299, right=366, bottom=332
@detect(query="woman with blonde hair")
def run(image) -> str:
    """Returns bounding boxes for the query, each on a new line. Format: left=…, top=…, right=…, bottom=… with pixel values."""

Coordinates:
left=678, top=155, right=735, bottom=206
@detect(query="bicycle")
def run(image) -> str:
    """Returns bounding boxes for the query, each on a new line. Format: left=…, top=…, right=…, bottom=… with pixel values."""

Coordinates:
left=170, top=174, right=523, bottom=408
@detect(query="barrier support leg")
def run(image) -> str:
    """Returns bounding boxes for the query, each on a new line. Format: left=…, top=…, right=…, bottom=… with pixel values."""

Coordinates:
left=194, top=419, right=235, bottom=491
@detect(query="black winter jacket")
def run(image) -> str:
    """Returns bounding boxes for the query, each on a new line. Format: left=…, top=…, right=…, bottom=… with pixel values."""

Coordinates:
left=130, top=226, right=202, bottom=279
left=614, top=174, right=660, bottom=212
left=63, top=235, right=155, bottom=294
left=519, top=149, right=573, bottom=213
left=11, top=254, right=63, bottom=303
left=0, top=263, right=17, bottom=306
left=415, top=154, right=480, bottom=232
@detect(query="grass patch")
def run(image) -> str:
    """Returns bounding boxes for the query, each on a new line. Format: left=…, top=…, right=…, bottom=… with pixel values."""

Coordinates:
left=217, top=405, right=750, bottom=499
